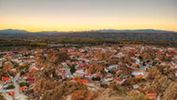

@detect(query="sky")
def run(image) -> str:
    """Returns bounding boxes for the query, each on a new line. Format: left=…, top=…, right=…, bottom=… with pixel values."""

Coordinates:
left=0, top=0, right=177, bottom=32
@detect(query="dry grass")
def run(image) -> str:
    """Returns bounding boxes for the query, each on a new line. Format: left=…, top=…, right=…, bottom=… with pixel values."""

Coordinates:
left=71, top=90, right=97, bottom=100
left=162, top=81, right=177, bottom=100
left=0, top=93, right=5, bottom=100
left=41, top=81, right=87, bottom=100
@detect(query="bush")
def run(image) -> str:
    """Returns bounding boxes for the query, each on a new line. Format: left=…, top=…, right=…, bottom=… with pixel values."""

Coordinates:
left=20, top=82, right=29, bottom=87
left=5, top=84, right=15, bottom=89
left=47, top=51, right=70, bottom=64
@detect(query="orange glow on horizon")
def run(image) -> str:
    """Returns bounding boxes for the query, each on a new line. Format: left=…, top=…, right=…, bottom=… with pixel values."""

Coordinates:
left=0, top=0, right=176, bottom=32
left=0, top=16, right=177, bottom=32
left=0, top=23, right=176, bottom=32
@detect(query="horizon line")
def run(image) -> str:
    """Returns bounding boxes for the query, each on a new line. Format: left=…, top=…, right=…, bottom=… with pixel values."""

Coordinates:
left=0, top=28, right=177, bottom=33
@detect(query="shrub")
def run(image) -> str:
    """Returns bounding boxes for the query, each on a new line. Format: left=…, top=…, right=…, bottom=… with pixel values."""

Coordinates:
left=20, top=82, right=29, bottom=87
left=47, top=51, right=70, bottom=64
left=5, top=84, right=15, bottom=89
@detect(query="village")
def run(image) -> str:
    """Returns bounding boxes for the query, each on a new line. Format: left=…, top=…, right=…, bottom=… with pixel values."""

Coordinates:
left=0, top=44, right=177, bottom=100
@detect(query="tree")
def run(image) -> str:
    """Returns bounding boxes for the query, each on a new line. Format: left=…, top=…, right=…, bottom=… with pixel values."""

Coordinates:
left=70, top=65, right=76, bottom=74
left=47, top=50, right=70, bottom=64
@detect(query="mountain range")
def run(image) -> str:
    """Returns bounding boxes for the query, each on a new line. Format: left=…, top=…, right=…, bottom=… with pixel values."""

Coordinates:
left=0, top=29, right=177, bottom=42
left=0, top=29, right=176, bottom=34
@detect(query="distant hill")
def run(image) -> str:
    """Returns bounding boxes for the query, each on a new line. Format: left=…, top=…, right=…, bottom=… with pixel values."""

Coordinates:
left=97, top=29, right=176, bottom=33
left=0, top=29, right=176, bottom=34
left=0, top=29, right=176, bottom=42
left=0, top=29, right=29, bottom=34
left=0, top=29, right=30, bottom=38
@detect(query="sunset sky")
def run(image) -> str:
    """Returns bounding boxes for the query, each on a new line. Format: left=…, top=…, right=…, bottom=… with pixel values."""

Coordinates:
left=0, top=0, right=177, bottom=32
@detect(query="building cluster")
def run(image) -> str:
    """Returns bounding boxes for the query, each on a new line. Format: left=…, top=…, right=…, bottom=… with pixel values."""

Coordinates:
left=0, top=45, right=177, bottom=100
